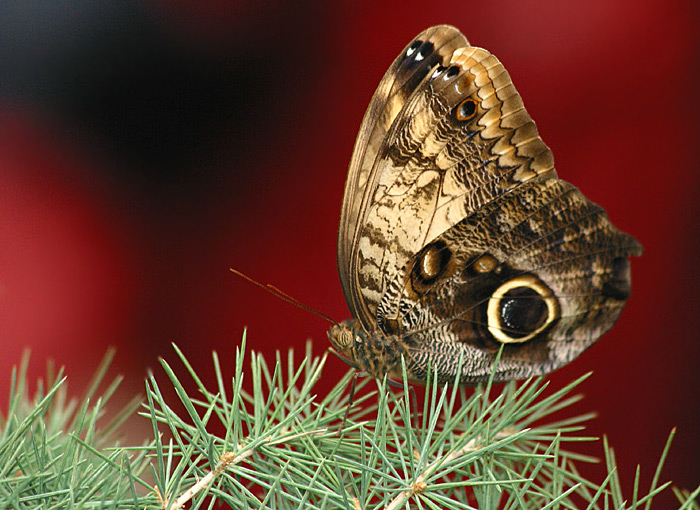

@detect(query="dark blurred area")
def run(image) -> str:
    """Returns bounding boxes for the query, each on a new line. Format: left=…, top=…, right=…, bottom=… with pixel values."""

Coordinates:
left=1, top=0, right=698, bottom=505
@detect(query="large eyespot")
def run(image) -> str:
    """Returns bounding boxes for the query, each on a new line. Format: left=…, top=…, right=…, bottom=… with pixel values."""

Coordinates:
left=411, top=241, right=452, bottom=288
left=454, top=98, right=477, bottom=122
left=486, top=274, right=559, bottom=343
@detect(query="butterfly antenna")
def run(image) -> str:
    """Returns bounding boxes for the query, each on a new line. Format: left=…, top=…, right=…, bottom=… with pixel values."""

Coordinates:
left=230, top=268, right=339, bottom=326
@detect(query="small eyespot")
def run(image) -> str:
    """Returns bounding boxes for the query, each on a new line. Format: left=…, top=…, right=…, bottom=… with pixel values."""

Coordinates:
left=446, top=66, right=460, bottom=79
left=455, top=98, right=477, bottom=121
left=411, top=241, right=452, bottom=288
left=471, top=254, right=498, bottom=274
left=431, top=65, right=447, bottom=79
left=406, top=40, right=421, bottom=57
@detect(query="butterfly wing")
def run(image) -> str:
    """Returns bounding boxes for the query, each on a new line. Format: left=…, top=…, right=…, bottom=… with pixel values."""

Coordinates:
left=389, top=177, right=642, bottom=382
left=341, top=25, right=557, bottom=329
left=338, top=25, right=469, bottom=324
left=339, top=26, right=641, bottom=382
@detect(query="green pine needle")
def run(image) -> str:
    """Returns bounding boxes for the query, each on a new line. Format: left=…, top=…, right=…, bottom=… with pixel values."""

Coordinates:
left=0, top=335, right=692, bottom=509
left=0, top=351, right=152, bottom=509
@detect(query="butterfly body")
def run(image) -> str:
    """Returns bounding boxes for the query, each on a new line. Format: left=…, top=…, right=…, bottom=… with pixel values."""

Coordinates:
left=330, top=26, right=641, bottom=384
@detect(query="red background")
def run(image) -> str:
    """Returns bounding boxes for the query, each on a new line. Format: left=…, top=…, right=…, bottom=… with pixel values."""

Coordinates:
left=1, top=0, right=698, bottom=505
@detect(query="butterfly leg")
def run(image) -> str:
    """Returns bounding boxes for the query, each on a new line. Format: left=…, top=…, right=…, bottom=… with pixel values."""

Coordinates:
left=385, top=377, right=421, bottom=436
left=339, top=371, right=361, bottom=434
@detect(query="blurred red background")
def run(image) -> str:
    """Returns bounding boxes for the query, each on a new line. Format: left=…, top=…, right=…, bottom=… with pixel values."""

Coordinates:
left=1, top=0, right=698, bottom=505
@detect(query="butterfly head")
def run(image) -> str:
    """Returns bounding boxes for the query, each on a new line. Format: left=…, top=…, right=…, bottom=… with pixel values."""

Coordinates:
left=328, top=319, right=413, bottom=381
left=327, top=320, right=362, bottom=370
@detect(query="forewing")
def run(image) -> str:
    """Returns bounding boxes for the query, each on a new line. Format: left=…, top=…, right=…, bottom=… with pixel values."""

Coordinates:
left=338, top=25, right=469, bottom=323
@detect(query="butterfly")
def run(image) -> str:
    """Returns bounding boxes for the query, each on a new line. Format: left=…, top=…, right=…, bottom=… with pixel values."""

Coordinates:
left=327, top=25, right=642, bottom=384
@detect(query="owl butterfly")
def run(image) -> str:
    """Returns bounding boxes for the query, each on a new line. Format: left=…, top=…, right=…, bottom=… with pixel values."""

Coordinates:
left=328, top=25, right=642, bottom=384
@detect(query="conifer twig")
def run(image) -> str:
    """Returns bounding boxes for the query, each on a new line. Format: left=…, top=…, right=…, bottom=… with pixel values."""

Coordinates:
left=383, top=429, right=525, bottom=510
left=164, top=429, right=330, bottom=510
left=167, top=450, right=243, bottom=510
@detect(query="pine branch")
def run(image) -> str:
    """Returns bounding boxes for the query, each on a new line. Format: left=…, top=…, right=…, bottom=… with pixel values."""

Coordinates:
left=0, top=350, right=153, bottom=509
left=0, top=334, right=690, bottom=509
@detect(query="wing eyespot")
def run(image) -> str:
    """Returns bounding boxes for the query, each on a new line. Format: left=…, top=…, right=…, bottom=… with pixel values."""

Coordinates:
left=446, top=65, right=460, bottom=79
left=471, top=254, right=498, bottom=274
left=411, top=241, right=452, bottom=288
left=405, top=40, right=422, bottom=57
left=431, top=65, right=447, bottom=79
left=486, top=274, right=559, bottom=343
left=403, top=40, right=435, bottom=68
left=455, top=98, right=478, bottom=122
